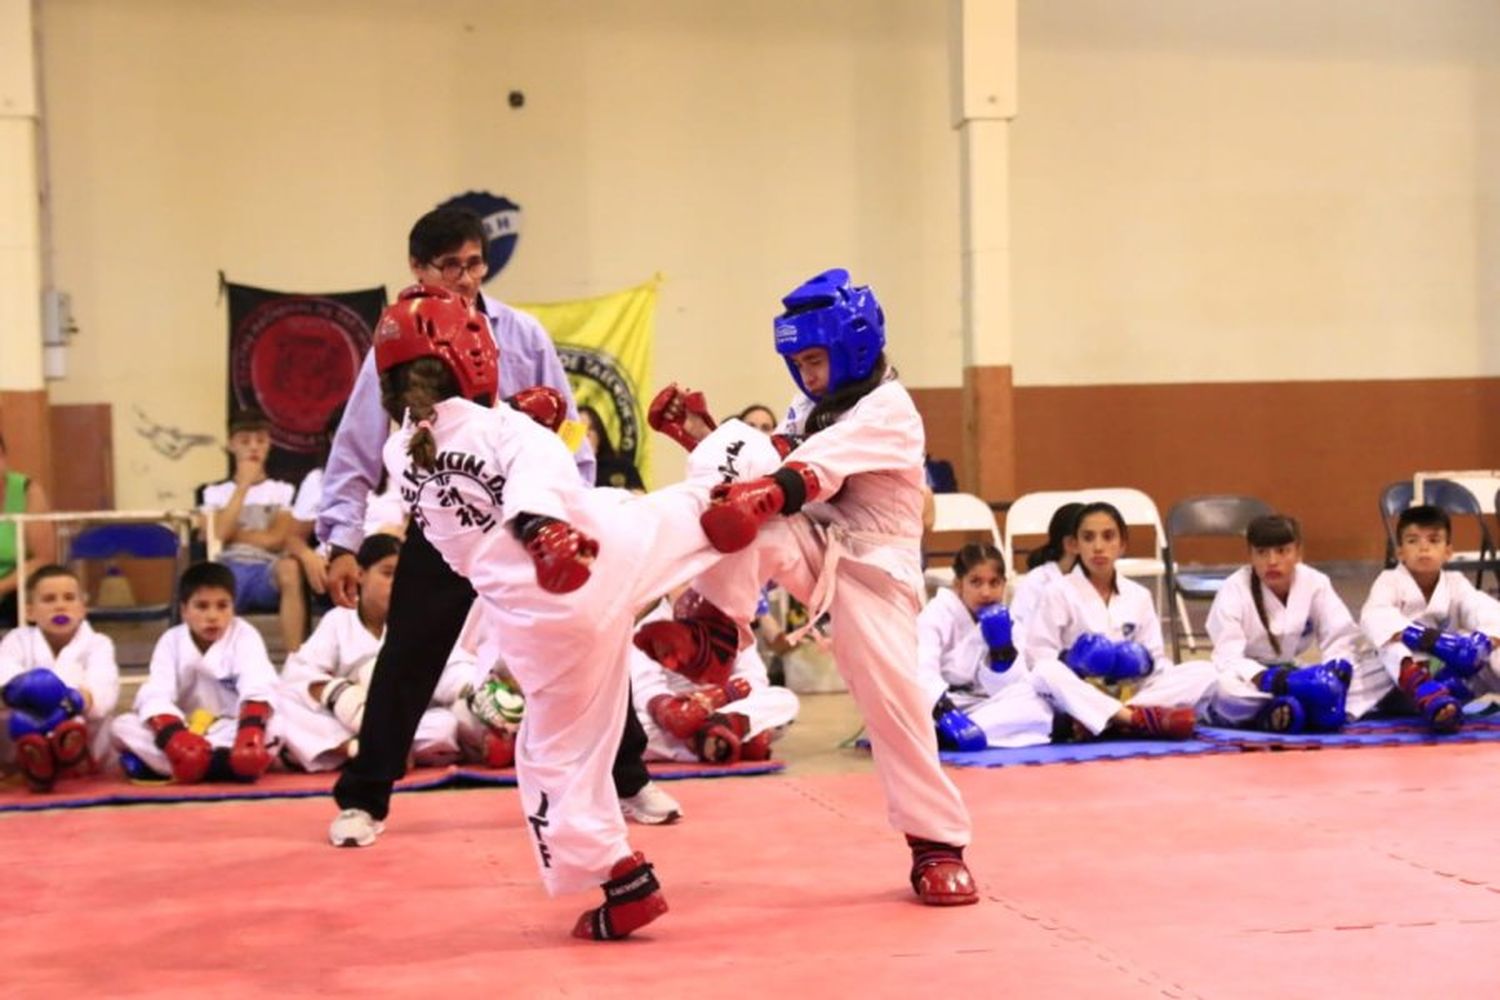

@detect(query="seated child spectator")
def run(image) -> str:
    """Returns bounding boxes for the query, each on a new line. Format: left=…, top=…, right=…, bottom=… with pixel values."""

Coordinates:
left=0, top=564, right=120, bottom=790
left=1204, top=514, right=1367, bottom=732
left=0, top=432, right=56, bottom=627
left=1009, top=501, right=1083, bottom=627
left=630, top=598, right=799, bottom=764
left=276, top=534, right=471, bottom=771
left=111, top=562, right=281, bottom=784
left=201, top=409, right=310, bottom=650
left=1024, top=502, right=1215, bottom=740
left=1358, top=504, right=1500, bottom=733
left=735, top=404, right=778, bottom=435
left=916, top=543, right=1053, bottom=751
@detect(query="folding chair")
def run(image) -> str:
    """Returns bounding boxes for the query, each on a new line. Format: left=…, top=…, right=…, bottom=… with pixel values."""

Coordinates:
left=1163, top=494, right=1274, bottom=660
left=67, top=522, right=185, bottom=623
left=1002, top=490, right=1079, bottom=579
left=923, top=492, right=1008, bottom=592
left=1378, top=481, right=1413, bottom=568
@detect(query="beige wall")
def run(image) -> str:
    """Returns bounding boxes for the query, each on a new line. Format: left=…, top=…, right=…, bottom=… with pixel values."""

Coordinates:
left=1012, top=0, right=1500, bottom=386
left=38, top=0, right=961, bottom=504
left=32, top=0, right=1500, bottom=516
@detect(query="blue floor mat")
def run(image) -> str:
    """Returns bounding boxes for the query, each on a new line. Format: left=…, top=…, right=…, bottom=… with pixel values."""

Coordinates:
left=937, top=740, right=1235, bottom=768
left=1198, top=718, right=1500, bottom=749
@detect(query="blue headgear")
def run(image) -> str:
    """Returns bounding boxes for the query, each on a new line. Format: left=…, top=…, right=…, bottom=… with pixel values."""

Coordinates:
left=773, top=269, right=885, bottom=400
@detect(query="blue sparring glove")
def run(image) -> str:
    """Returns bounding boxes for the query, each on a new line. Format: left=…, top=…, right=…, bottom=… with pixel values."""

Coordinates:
left=1065, top=633, right=1115, bottom=679
left=1282, top=664, right=1349, bottom=732
left=2, top=668, right=83, bottom=717
left=7, top=704, right=74, bottom=741
left=978, top=605, right=1017, bottom=673
left=1401, top=625, right=1493, bottom=678
left=1110, top=641, right=1154, bottom=683
left=932, top=694, right=987, bottom=753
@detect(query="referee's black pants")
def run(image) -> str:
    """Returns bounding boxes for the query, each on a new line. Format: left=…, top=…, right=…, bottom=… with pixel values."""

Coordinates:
left=333, top=521, right=651, bottom=819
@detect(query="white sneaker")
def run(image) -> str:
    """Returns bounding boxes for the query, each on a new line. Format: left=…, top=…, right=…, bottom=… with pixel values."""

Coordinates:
left=328, top=808, right=385, bottom=847
left=620, top=782, right=682, bottom=825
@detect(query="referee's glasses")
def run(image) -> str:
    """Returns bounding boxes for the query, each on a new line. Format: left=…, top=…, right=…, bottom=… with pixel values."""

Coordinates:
left=426, top=255, right=488, bottom=282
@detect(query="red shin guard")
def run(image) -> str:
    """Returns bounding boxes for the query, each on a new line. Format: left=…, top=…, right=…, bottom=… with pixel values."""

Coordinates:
left=1120, top=705, right=1197, bottom=740
left=739, top=730, right=774, bottom=762
left=15, top=733, right=58, bottom=793
left=483, top=729, right=517, bottom=769
left=1399, top=659, right=1462, bottom=733
left=692, top=712, right=750, bottom=764
left=572, top=852, right=669, bottom=941
left=907, top=836, right=979, bottom=906
left=49, top=717, right=91, bottom=770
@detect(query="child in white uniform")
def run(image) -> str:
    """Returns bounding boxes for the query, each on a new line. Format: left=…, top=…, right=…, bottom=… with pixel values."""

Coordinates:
left=111, top=562, right=281, bottom=783
left=1008, top=501, right=1083, bottom=629
left=0, top=565, right=120, bottom=789
left=917, top=543, right=1053, bottom=750
left=1358, top=505, right=1500, bottom=732
left=630, top=599, right=798, bottom=764
left=1205, top=514, right=1368, bottom=731
left=1026, top=502, right=1215, bottom=739
left=635, top=269, right=978, bottom=907
left=277, top=534, right=467, bottom=771
left=361, top=284, right=779, bottom=941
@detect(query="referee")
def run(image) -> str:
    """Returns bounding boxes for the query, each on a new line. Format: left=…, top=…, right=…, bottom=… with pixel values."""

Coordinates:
left=319, top=208, right=681, bottom=846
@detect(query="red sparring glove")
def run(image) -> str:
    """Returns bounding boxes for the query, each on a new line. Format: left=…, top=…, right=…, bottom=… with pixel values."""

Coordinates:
left=700, top=464, right=821, bottom=553
left=506, top=386, right=568, bottom=432
left=648, top=383, right=717, bottom=453
left=229, top=701, right=274, bottom=780
left=648, top=693, right=712, bottom=740
left=148, top=714, right=212, bottom=784
left=517, top=516, right=599, bottom=594
left=645, top=676, right=751, bottom=740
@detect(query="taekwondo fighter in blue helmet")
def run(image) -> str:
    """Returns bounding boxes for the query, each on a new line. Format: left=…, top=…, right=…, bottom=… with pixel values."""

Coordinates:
left=639, top=268, right=979, bottom=906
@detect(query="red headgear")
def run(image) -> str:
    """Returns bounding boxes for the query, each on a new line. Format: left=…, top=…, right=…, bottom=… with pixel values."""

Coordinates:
left=373, top=284, right=498, bottom=404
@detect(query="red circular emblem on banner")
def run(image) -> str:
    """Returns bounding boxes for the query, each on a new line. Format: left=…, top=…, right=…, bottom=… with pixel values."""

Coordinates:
left=231, top=296, right=371, bottom=453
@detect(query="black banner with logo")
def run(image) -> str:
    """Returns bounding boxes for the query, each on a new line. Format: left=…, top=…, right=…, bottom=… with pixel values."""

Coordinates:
left=224, top=280, right=386, bottom=484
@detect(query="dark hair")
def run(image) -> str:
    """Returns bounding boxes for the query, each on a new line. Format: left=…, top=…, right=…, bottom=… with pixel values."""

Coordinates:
left=228, top=409, right=271, bottom=436
left=26, top=563, right=79, bottom=598
left=1397, top=504, right=1451, bottom=540
left=952, top=543, right=1006, bottom=580
left=578, top=405, right=619, bottom=461
left=1026, top=501, right=1085, bottom=570
left=1246, top=514, right=1301, bottom=549
left=379, top=357, right=460, bottom=471
left=805, top=352, right=890, bottom=434
left=1073, top=502, right=1128, bottom=541
left=356, top=532, right=402, bottom=569
left=409, top=208, right=487, bottom=263
left=179, top=561, right=236, bottom=604
left=738, top=404, right=777, bottom=426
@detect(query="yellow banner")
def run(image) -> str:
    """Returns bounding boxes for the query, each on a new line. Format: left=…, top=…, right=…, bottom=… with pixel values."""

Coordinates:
left=518, top=276, right=659, bottom=487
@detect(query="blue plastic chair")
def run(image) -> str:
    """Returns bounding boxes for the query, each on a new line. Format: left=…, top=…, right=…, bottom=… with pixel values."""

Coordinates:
left=67, top=522, right=184, bottom=623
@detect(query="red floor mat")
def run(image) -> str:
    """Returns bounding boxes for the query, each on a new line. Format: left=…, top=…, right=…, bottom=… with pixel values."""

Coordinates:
left=2, top=747, right=1497, bottom=996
